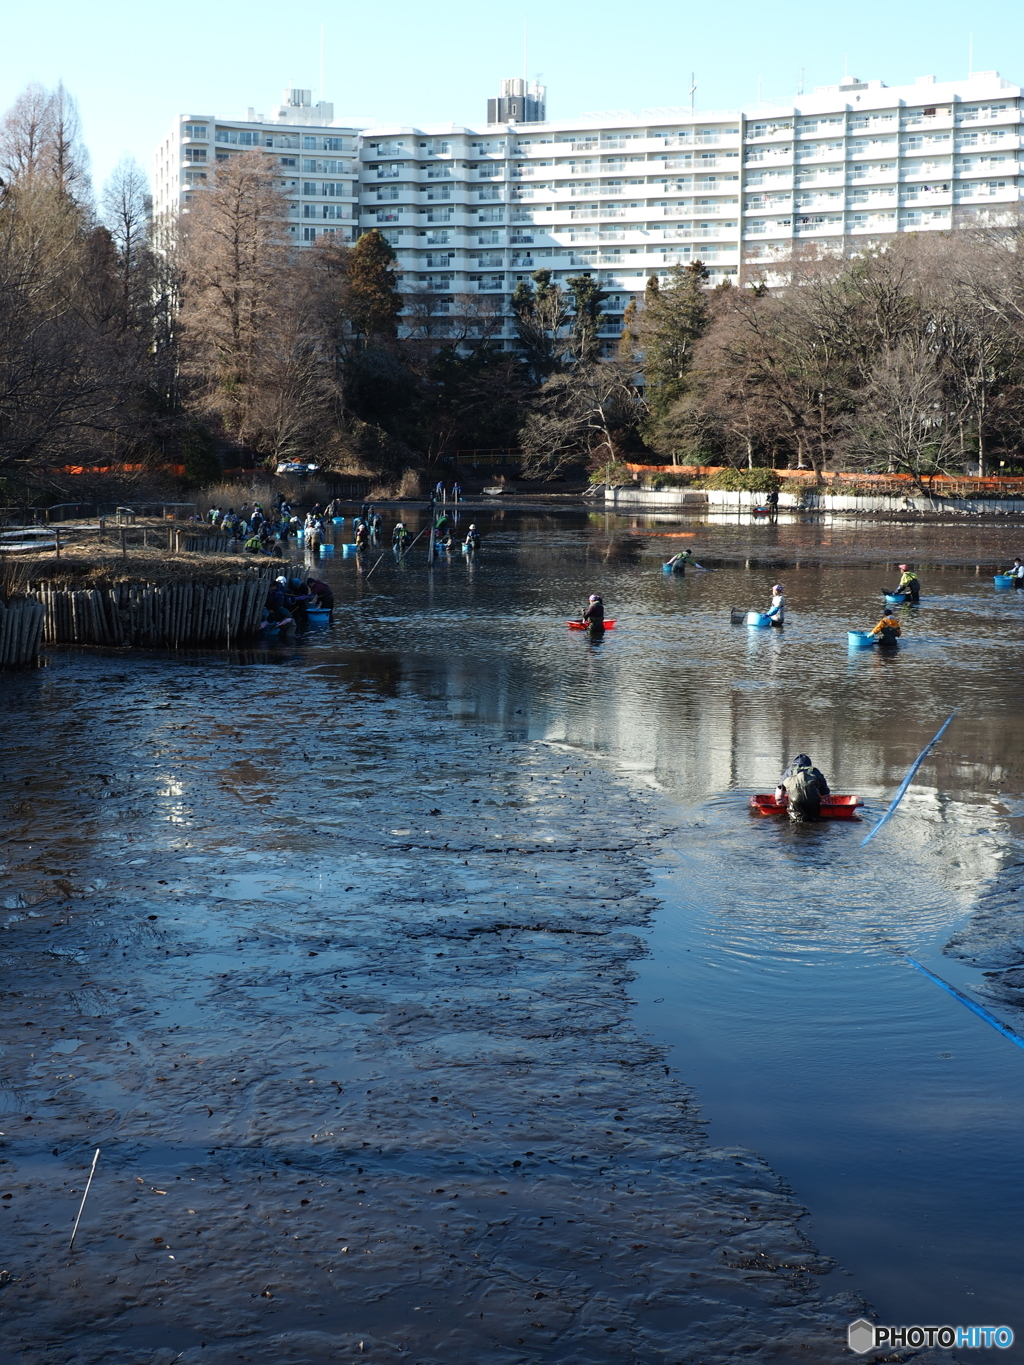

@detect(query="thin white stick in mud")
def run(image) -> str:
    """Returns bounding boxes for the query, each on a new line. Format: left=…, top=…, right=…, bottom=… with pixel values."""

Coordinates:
left=69, top=1148, right=101, bottom=1252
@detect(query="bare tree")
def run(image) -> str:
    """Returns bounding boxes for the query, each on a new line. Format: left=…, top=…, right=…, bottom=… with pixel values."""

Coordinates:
left=519, top=360, right=645, bottom=478
left=844, top=339, right=960, bottom=489
left=177, top=152, right=292, bottom=447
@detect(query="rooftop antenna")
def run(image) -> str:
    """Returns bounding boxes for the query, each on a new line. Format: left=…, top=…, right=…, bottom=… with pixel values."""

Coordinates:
left=689, top=72, right=696, bottom=114
left=319, top=23, right=325, bottom=104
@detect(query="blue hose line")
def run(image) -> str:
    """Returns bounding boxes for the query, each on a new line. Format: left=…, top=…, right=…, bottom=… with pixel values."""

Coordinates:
left=860, top=708, right=960, bottom=848
left=904, top=956, right=1024, bottom=1052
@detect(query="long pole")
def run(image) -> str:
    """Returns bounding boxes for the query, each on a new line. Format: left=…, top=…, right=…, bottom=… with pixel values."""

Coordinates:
left=860, top=708, right=960, bottom=848
left=69, top=1148, right=101, bottom=1252
left=427, top=498, right=436, bottom=566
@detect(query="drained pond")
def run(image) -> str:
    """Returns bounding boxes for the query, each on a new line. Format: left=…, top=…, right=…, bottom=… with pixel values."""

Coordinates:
left=2, top=507, right=1024, bottom=1364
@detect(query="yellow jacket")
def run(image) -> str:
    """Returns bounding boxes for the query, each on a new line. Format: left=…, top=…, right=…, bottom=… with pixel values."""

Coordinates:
left=871, top=615, right=902, bottom=637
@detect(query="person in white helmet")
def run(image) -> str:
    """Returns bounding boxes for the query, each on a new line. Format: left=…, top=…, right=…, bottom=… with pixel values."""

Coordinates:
left=464, top=523, right=481, bottom=552
left=766, top=583, right=785, bottom=626
left=581, top=593, right=605, bottom=633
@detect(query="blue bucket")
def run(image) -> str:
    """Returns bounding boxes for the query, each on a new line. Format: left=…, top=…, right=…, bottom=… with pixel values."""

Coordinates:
left=342, top=543, right=358, bottom=558
left=994, top=574, right=1014, bottom=589
left=320, top=543, right=334, bottom=555
left=848, top=629, right=875, bottom=649
left=332, top=516, right=345, bottom=525
left=306, top=607, right=330, bottom=625
left=884, top=592, right=906, bottom=605
left=746, top=612, right=772, bottom=627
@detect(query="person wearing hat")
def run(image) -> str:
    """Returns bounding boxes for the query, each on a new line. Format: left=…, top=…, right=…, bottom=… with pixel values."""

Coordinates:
left=766, top=583, right=785, bottom=625
left=869, top=611, right=902, bottom=646
left=581, top=593, right=605, bottom=633
left=464, top=523, right=481, bottom=552
left=1006, top=557, right=1024, bottom=587
left=895, top=565, right=920, bottom=602
left=775, top=753, right=830, bottom=820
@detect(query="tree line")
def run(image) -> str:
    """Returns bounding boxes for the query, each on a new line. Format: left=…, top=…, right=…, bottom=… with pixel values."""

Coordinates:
left=4, top=78, right=1024, bottom=497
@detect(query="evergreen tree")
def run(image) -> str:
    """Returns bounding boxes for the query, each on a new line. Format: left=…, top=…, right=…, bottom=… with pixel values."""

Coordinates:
left=565, top=273, right=608, bottom=363
left=345, top=230, right=401, bottom=342
left=641, top=260, right=710, bottom=419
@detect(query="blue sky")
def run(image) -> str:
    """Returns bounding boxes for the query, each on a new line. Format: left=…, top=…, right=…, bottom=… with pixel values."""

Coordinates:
left=2, top=0, right=1020, bottom=199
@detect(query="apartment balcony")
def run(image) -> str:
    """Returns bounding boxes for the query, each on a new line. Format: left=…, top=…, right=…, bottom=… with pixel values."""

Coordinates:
left=600, top=138, right=627, bottom=149
left=376, top=168, right=401, bottom=180
left=570, top=208, right=599, bottom=219
left=510, top=233, right=534, bottom=243
left=570, top=186, right=599, bottom=197
left=511, top=166, right=534, bottom=177
left=476, top=279, right=505, bottom=291
left=426, top=168, right=452, bottom=179
left=425, top=210, right=453, bottom=223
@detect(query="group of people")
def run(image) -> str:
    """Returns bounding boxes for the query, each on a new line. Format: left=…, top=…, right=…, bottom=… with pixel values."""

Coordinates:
left=262, top=574, right=334, bottom=630
left=865, top=565, right=922, bottom=646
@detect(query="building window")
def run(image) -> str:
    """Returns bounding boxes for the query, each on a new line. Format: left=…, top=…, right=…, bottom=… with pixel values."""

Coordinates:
left=303, top=227, right=317, bottom=241
left=184, top=148, right=207, bottom=163
left=184, top=170, right=207, bottom=184
left=302, top=182, right=317, bottom=195
left=280, top=157, right=297, bottom=167
left=183, top=123, right=208, bottom=139
left=303, top=136, right=317, bottom=150
left=324, top=137, right=346, bottom=151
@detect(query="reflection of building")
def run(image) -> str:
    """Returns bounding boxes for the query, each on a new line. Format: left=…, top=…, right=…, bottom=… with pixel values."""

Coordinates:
left=155, top=70, right=1024, bottom=349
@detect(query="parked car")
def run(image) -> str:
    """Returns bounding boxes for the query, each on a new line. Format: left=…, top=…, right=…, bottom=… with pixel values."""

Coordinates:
left=275, top=461, right=320, bottom=476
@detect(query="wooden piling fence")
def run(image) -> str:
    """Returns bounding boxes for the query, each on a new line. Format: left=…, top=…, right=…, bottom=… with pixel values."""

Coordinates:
left=27, top=570, right=273, bottom=652
left=0, top=598, right=46, bottom=666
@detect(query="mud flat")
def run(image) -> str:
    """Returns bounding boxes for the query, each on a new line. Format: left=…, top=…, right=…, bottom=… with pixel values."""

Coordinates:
left=0, top=655, right=928, bottom=1364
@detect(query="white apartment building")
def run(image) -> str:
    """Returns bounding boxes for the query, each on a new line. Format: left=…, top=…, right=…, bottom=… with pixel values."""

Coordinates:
left=152, top=89, right=360, bottom=249
left=155, top=71, right=1024, bottom=349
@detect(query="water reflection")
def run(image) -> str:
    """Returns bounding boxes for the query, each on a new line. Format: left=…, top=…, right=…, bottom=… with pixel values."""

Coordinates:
left=18, top=508, right=1024, bottom=1347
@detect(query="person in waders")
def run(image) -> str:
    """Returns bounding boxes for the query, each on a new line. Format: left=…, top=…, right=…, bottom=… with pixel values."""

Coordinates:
left=894, top=565, right=920, bottom=601
left=582, top=594, right=605, bottom=635
left=776, top=754, right=830, bottom=820
left=870, top=612, right=902, bottom=646
left=766, top=584, right=785, bottom=626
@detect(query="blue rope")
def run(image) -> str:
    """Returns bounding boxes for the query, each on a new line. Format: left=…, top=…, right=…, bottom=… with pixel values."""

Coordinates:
left=904, top=956, right=1024, bottom=1052
left=860, top=708, right=960, bottom=848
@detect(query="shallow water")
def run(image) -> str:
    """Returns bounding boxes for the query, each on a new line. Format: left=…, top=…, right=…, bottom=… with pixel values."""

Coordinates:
left=4, top=506, right=1024, bottom=1359
left=318, top=510, right=1024, bottom=1345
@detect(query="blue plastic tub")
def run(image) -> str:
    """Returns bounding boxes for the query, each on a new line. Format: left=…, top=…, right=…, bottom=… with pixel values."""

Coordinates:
left=884, top=592, right=907, bottom=605
left=332, top=516, right=345, bottom=525
left=306, top=607, right=330, bottom=625
left=342, top=543, right=358, bottom=558
left=320, top=543, right=334, bottom=555
left=663, top=563, right=684, bottom=574
left=994, top=574, right=1014, bottom=589
left=746, top=612, right=772, bottom=627
left=848, top=630, right=876, bottom=649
